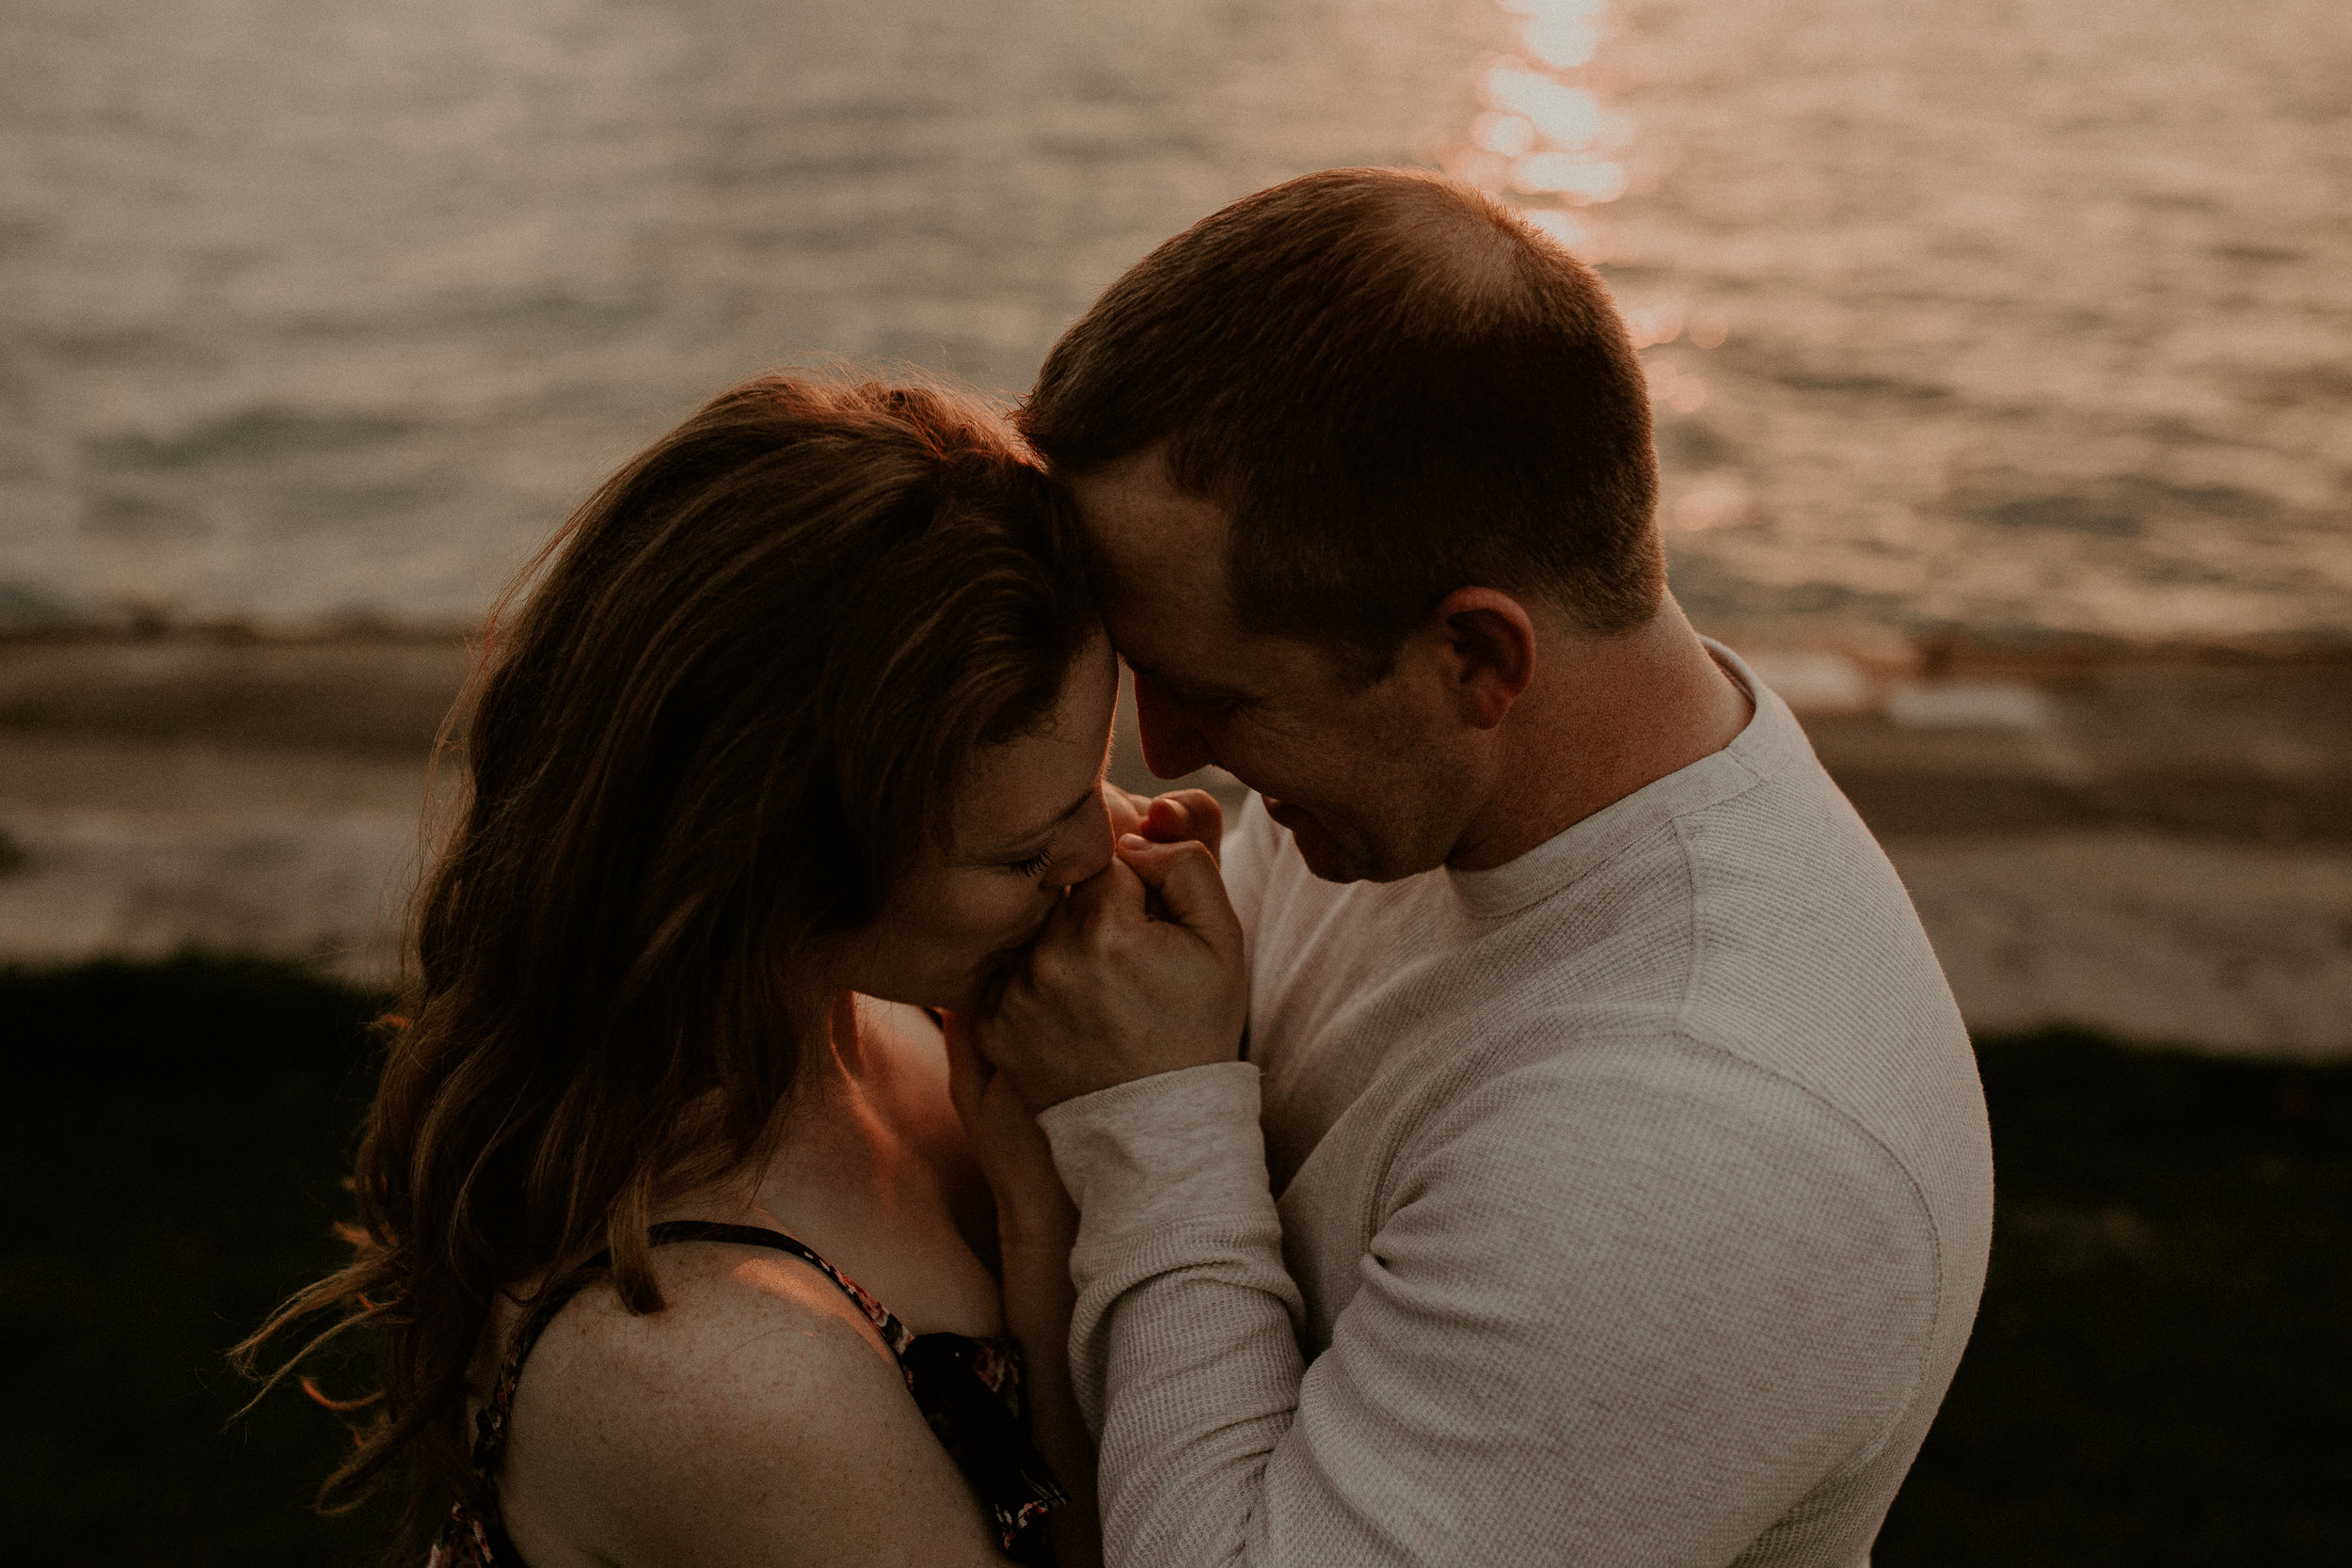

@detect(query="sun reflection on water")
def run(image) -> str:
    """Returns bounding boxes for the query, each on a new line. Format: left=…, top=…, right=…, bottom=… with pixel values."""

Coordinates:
left=1449, top=0, right=1630, bottom=261
left=1447, top=1, right=1740, bottom=523
left=1508, top=0, right=1603, bottom=68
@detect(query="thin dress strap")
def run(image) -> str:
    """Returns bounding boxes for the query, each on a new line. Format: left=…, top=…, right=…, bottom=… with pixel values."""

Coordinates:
left=463, top=1221, right=915, bottom=1484
left=640, top=1220, right=920, bottom=1360
left=432, top=1219, right=1062, bottom=1568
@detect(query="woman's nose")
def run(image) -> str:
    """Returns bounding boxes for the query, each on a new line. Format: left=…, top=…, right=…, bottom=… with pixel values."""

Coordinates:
left=1053, top=795, right=1119, bottom=888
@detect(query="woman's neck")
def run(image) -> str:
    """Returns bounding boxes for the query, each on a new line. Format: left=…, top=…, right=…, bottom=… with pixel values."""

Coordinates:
left=749, top=991, right=922, bottom=1206
left=656, top=988, right=1002, bottom=1335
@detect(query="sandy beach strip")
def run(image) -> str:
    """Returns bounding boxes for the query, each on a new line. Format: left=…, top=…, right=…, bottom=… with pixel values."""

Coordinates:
left=3, top=630, right=2347, bottom=1057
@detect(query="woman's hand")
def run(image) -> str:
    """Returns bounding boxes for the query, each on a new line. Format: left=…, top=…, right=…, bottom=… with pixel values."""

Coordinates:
left=942, top=1009, right=1074, bottom=1252
left=1105, top=784, right=1225, bottom=863
left=944, top=1010, right=1103, bottom=1567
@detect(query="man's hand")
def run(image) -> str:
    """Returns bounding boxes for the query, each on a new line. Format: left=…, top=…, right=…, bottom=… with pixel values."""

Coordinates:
left=976, top=834, right=1248, bottom=1110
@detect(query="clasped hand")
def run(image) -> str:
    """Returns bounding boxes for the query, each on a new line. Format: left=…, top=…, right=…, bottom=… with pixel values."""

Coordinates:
left=950, top=784, right=1261, bottom=1241
left=987, top=786, right=1247, bottom=1107
left=944, top=787, right=1247, bottom=1238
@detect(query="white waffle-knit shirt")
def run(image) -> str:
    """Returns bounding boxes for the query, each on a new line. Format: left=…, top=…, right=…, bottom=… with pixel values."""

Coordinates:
left=1038, top=644, right=1995, bottom=1567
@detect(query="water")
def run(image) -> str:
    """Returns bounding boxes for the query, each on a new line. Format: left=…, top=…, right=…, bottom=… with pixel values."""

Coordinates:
left=4, top=0, right=2347, bottom=643
left=1590, top=0, right=2352, bottom=645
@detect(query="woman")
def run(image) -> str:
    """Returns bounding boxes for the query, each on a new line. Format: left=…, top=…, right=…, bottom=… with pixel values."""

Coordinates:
left=244, top=372, right=1121, bottom=1566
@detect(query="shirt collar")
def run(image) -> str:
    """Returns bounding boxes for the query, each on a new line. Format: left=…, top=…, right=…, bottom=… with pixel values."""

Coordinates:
left=1441, top=639, right=1802, bottom=922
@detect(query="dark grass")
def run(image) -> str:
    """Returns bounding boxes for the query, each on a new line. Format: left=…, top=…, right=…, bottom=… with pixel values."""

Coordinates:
left=3, top=956, right=2347, bottom=1565
left=1876, top=1028, right=2352, bottom=1565
left=1, top=953, right=398, bottom=1566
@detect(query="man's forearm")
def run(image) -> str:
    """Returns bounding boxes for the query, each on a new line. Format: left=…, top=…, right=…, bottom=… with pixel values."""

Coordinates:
left=1040, top=1063, right=1305, bottom=1565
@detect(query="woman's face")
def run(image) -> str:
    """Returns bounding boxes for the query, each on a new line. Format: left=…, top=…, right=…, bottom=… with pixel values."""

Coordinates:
left=838, top=632, right=1121, bottom=1015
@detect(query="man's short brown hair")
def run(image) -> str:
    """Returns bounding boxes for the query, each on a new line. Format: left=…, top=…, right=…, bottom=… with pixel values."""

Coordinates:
left=1021, top=166, right=1663, bottom=680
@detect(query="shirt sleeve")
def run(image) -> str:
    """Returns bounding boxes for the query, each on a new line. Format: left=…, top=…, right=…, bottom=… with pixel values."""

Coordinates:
left=1038, top=1037, right=1943, bottom=1567
left=1215, top=792, right=1278, bottom=946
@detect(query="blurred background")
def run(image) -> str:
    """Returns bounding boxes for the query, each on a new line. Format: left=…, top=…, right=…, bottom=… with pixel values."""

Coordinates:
left=1, top=0, right=2345, bottom=1562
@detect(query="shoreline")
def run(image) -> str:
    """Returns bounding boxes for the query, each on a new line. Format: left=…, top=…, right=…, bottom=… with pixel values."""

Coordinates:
left=3, top=627, right=2348, bottom=1055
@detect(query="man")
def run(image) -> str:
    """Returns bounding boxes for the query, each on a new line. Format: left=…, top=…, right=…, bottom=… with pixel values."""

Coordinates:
left=976, top=167, right=1994, bottom=1567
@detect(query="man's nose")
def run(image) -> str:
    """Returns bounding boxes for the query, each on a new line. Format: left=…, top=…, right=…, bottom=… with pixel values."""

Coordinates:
left=1133, top=670, right=1216, bottom=779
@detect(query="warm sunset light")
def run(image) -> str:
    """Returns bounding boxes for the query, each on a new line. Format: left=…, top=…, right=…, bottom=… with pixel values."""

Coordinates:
left=1455, top=1, right=1637, bottom=262
left=1514, top=150, right=1628, bottom=201
left=1646, top=357, right=1708, bottom=414
left=1471, top=110, right=1539, bottom=157
left=1518, top=207, right=1596, bottom=250
left=1625, top=303, right=1683, bottom=347
left=1502, top=0, right=1607, bottom=68
left=1518, top=16, right=1599, bottom=70
left=6, top=4, right=2349, bottom=1561
left=1483, top=67, right=1610, bottom=150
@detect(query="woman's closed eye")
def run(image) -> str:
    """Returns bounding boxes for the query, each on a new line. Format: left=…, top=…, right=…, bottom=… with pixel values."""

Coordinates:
left=1004, top=847, right=1057, bottom=879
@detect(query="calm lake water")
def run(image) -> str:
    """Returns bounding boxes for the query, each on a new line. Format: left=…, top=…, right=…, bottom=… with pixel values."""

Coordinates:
left=4, top=0, right=2347, bottom=644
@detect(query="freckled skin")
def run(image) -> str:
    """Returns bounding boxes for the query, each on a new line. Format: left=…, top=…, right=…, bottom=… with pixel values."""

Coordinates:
left=841, top=632, right=1124, bottom=1010
left=477, top=635, right=1128, bottom=1568
left=1073, top=458, right=1486, bottom=884
left=1068, top=447, right=1753, bottom=887
left=970, top=444, right=1755, bottom=1110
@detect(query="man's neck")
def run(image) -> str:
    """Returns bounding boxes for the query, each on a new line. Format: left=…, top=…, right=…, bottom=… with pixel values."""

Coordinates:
left=1446, top=601, right=1753, bottom=871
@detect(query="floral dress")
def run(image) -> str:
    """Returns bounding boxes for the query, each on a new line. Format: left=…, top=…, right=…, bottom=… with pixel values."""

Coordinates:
left=430, top=1220, right=1066, bottom=1567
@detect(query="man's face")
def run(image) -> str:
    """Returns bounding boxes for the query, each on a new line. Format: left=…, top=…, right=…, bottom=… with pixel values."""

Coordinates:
left=1072, top=450, right=1475, bottom=883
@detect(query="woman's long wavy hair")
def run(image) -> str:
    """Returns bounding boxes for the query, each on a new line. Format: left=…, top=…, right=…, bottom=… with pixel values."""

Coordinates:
left=238, top=373, right=1094, bottom=1540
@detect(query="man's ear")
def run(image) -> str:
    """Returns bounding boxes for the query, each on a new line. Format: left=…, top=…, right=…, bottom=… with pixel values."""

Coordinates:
left=1426, top=588, right=1538, bottom=730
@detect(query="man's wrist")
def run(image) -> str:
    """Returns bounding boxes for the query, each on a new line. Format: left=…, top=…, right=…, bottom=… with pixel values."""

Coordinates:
left=1037, top=1060, right=1269, bottom=1225
left=1023, top=1047, right=1238, bottom=1112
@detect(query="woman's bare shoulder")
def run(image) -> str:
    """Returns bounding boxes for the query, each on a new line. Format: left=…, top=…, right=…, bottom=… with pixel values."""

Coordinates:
left=533, top=1235, right=899, bottom=1389
left=500, top=1243, right=1005, bottom=1566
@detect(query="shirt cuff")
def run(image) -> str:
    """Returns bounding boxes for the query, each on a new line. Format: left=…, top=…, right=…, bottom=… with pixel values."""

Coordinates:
left=1037, top=1060, right=1271, bottom=1234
